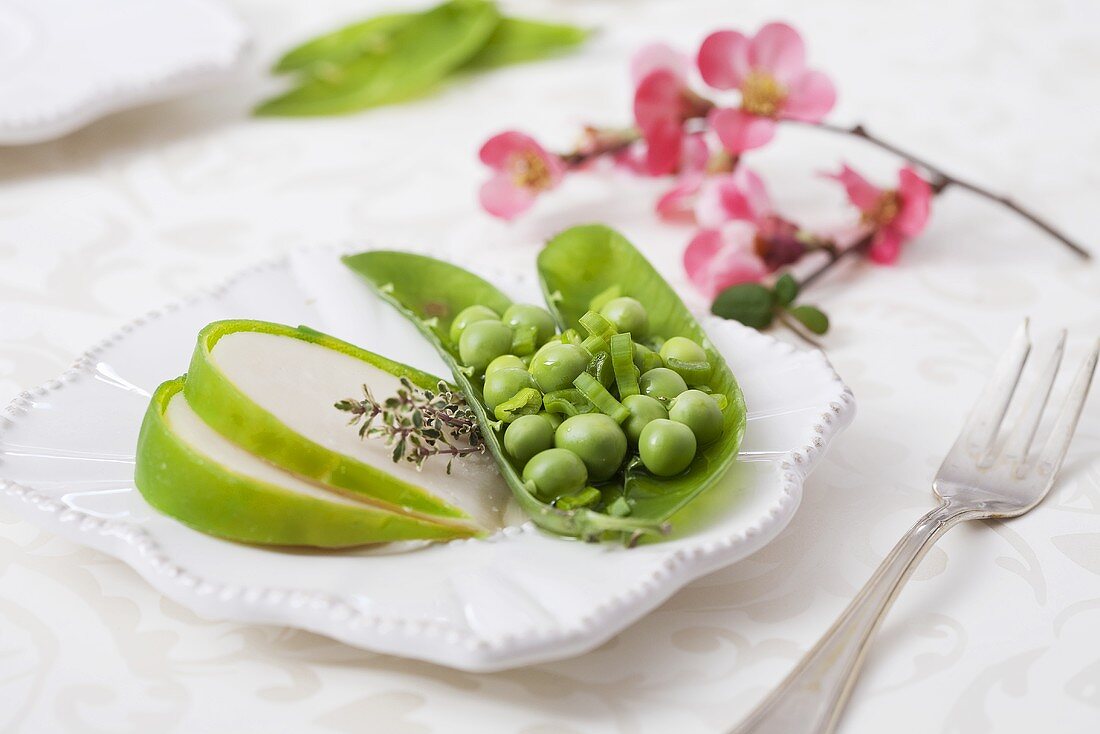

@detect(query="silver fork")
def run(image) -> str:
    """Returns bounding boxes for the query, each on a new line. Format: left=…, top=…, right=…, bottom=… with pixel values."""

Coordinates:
left=730, top=321, right=1099, bottom=734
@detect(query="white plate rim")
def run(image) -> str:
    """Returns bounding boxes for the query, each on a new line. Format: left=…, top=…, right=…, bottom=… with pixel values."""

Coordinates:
left=0, top=248, right=855, bottom=671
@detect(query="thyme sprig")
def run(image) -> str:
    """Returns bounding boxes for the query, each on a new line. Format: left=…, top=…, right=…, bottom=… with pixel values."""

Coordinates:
left=335, top=378, right=484, bottom=473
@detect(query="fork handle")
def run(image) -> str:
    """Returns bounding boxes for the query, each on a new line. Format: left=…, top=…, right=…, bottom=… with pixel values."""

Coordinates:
left=729, top=500, right=982, bottom=734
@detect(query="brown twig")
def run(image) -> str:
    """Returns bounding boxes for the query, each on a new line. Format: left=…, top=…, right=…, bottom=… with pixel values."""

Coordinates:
left=795, top=121, right=1090, bottom=260
left=799, top=231, right=876, bottom=289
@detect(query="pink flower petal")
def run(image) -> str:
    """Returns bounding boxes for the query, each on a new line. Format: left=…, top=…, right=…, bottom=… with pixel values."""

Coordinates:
left=479, top=173, right=536, bottom=220
left=869, top=227, right=903, bottom=264
left=631, top=42, right=689, bottom=86
left=641, top=119, right=684, bottom=176
left=781, top=69, right=836, bottom=122
left=683, top=223, right=767, bottom=298
left=748, top=22, right=806, bottom=85
left=633, top=69, right=686, bottom=133
left=735, top=167, right=773, bottom=220
left=656, top=175, right=703, bottom=223
left=709, top=107, right=777, bottom=153
left=680, top=133, right=710, bottom=173
left=696, top=174, right=756, bottom=228
left=892, top=166, right=933, bottom=237
left=479, top=131, right=541, bottom=170
left=697, top=30, right=750, bottom=90
left=826, top=164, right=881, bottom=213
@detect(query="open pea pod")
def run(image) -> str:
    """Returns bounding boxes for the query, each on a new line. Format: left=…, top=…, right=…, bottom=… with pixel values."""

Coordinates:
left=342, top=251, right=666, bottom=541
left=537, top=225, right=747, bottom=522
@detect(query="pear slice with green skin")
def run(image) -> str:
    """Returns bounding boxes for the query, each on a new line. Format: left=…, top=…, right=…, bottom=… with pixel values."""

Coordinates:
left=135, top=378, right=478, bottom=546
left=183, top=320, right=508, bottom=528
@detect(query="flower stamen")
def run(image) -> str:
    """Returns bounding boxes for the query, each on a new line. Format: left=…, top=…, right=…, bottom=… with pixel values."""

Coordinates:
left=863, top=190, right=901, bottom=228
left=510, top=151, right=554, bottom=191
left=740, top=72, right=786, bottom=118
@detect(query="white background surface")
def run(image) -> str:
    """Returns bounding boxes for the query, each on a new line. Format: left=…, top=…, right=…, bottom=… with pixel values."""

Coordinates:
left=1, top=0, right=1099, bottom=732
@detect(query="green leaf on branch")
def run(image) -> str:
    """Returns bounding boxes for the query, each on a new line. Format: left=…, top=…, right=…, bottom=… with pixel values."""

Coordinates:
left=256, top=0, right=501, bottom=116
left=462, top=17, right=590, bottom=69
left=773, top=273, right=799, bottom=306
left=711, top=283, right=776, bottom=329
left=788, top=305, right=830, bottom=335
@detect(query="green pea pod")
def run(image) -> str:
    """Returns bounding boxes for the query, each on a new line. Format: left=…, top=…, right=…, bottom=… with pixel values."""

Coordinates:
left=536, top=225, right=747, bottom=523
left=343, top=251, right=665, bottom=541
left=256, top=0, right=500, bottom=116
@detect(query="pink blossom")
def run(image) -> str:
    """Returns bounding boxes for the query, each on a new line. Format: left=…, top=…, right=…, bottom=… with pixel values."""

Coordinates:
left=478, top=131, right=565, bottom=220
left=632, top=43, right=709, bottom=175
left=698, top=22, right=836, bottom=153
left=827, top=164, right=933, bottom=264
left=683, top=221, right=769, bottom=298
left=654, top=133, right=710, bottom=222
left=694, top=167, right=806, bottom=269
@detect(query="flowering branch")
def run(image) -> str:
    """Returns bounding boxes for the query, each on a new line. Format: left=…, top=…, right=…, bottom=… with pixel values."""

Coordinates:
left=473, top=21, right=1090, bottom=343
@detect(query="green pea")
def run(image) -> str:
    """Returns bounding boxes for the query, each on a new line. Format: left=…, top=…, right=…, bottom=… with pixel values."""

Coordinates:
left=669, top=389, right=724, bottom=445
left=504, top=414, right=555, bottom=467
left=459, top=320, right=512, bottom=373
left=659, top=336, right=707, bottom=364
left=522, top=448, right=588, bottom=501
left=621, top=394, right=668, bottom=444
left=600, top=297, right=649, bottom=340
left=485, top=354, right=527, bottom=377
left=638, top=367, right=688, bottom=402
left=538, top=411, right=563, bottom=430
left=528, top=342, right=590, bottom=393
left=638, top=419, right=697, bottom=476
left=554, top=413, right=628, bottom=482
left=449, top=305, right=499, bottom=344
left=483, top=367, right=539, bottom=411
left=502, top=303, right=557, bottom=346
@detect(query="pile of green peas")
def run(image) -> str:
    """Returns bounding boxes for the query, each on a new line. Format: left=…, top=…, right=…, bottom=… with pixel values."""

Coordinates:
left=450, top=294, right=725, bottom=512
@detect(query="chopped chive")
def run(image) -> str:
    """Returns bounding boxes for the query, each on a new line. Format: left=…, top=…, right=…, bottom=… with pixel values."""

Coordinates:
left=511, top=324, right=538, bottom=356
left=555, top=486, right=601, bottom=510
left=610, top=333, right=639, bottom=398
left=543, top=388, right=594, bottom=416
left=579, top=310, right=616, bottom=341
left=581, top=334, right=608, bottom=356
left=493, top=387, right=542, bottom=423
left=632, top=342, right=663, bottom=372
left=665, top=357, right=711, bottom=385
left=560, top=328, right=583, bottom=346
left=587, top=351, right=615, bottom=388
left=607, top=496, right=632, bottom=517
left=573, top=372, right=629, bottom=423
left=587, top=284, right=622, bottom=312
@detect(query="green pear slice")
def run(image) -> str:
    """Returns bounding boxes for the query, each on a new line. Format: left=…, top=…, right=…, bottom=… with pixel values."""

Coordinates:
left=135, top=378, right=478, bottom=546
left=183, top=320, right=510, bottom=529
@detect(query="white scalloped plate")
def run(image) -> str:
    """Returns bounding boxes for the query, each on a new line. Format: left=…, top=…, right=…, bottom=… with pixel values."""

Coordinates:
left=0, top=248, right=853, bottom=671
left=0, top=0, right=249, bottom=145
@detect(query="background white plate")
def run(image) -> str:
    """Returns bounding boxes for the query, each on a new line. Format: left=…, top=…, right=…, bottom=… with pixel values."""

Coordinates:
left=0, top=0, right=249, bottom=145
left=0, top=248, right=853, bottom=671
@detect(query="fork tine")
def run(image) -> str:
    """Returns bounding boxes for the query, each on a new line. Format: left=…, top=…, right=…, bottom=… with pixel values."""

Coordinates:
left=1036, top=339, right=1099, bottom=479
left=1003, top=330, right=1066, bottom=468
left=961, top=319, right=1031, bottom=454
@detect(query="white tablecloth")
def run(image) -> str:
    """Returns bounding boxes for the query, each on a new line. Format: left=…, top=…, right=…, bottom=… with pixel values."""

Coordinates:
left=2, top=1, right=1099, bottom=731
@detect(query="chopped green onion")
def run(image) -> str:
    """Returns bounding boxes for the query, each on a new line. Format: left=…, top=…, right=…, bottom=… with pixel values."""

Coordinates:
left=494, top=387, right=542, bottom=423
left=587, top=284, right=622, bottom=313
left=632, top=342, right=663, bottom=372
left=611, top=333, right=639, bottom=398
left=587, top=351, right=615, bottom=388
left=510, top=324, right=538, bottom=356
left=581, top=334, right=608, bottom=356
left=579, top=310, right=616, bottom=341
left=560, top=328, right=583, bottom=346
left=543, top=388, right=594, bottom=416
left=573, top=372, right=630, bottom=423
left=665, top=357, right=711, bottom=385
left=555, top=486, right=601, bottom=510
left=607, top=496, right=632, bottom=517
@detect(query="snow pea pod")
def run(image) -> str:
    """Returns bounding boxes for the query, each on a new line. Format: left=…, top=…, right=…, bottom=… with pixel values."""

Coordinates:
left=537, top=225, right=747, bottom=524
left=343, top=250, right=666, bottom=542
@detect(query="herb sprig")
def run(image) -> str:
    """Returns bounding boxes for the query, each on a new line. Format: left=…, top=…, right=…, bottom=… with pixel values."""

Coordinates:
left=335, top=378, right=484, bottom=473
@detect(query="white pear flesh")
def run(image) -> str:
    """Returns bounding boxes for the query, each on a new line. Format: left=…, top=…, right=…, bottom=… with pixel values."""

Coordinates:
left=209, top=330, right=514, bottom=530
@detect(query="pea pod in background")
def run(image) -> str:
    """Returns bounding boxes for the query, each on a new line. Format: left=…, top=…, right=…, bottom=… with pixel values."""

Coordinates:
left=343, top=225, right=747, bottom=542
